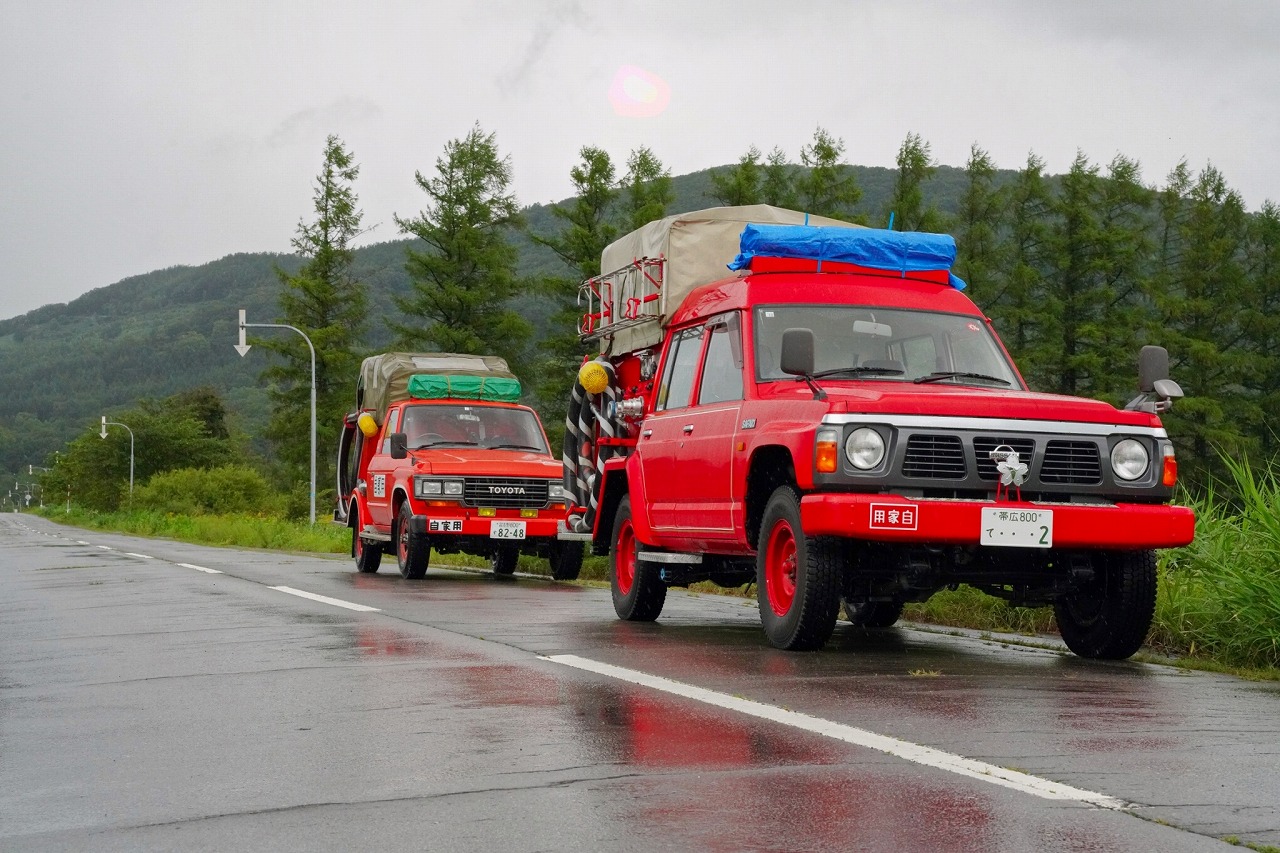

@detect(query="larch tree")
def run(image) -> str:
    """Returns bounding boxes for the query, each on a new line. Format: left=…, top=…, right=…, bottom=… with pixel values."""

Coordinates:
left=953, top=143, right=1007, bottom=299
left=794, top=127, right=861, bottom=221
left=262, top=134, right=369, bottom=510
left=391, top=123, right=531, bottom=370
left=884, top=132, right=946, bottom=233
left=530, top=146, right=620, bottom=446
left=1155, top=166, right=1255, bottom=485
left=760, top=146, right=797, bottom=209
left=620, top=146, right=674, bottom=231
left=990, top=153, right=1055, bottom=386
left=709, top=145, right=763, bottom=206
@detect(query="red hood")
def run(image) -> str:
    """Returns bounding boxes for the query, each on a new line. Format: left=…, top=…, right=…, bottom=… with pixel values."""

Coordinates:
left=406, top=448, right=565, bottom=477
left=759, top=381, right=1163, bottom=428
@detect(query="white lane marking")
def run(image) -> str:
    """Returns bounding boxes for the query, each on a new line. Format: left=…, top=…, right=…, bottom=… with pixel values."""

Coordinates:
left=178, top=562, right=223, bottom=575
left=269, top=586, right=381, bottom=613
left=544, top=654, right=1128, bottom=811
left=97, top=546, right=113, bottom=551
left=124, top=552, right=154, bottom=560
left=77, top=541, right=90, bottom=545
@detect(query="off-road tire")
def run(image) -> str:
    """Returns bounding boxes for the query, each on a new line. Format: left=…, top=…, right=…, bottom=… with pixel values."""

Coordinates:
left=395, top=502, right=429, bottom=580
left=842, top=599, right=904, bottom=628
left=1053, top=549, right=1157, bottom=660
left=353, top=525, right=381, bottom=574
left=491, top=547, right=519, bottom=576
left=549, top=540, right=585, bottom=581
left=756, top=486, right=841, bottom=650
left=610, top=496, right=666, bottom=621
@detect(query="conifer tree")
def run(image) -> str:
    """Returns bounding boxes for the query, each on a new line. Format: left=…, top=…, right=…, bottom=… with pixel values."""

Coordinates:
left=621, top=146, right=673, bottom=231
left=709, top=145, right=763, bottom=206
left=953, top=143, right=1007, bottom=298
left=885, top=132, right=946, bottom=232
left=530, top=146, right=620, bottom=444
left=263, top=134, right=368, bottom=507
left=991, top=153, right=1055, bottom=386
left=391, top=123, right=530, bottom=369
left=794, top=127, right=861, bottom=220
left=1242, top=200, right=1280, bottom=465
left=760, top=146, right=797, bottom=209
left=1154, top=166, right=1256, bottom=483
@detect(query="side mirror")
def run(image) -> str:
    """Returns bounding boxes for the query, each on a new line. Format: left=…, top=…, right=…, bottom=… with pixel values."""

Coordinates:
left=389, top=432, right=408, bottom=459
left=1137, top=345, right=1170, bottom=393
left=1126, top=346, right=1184, bottom=413
left=780, top=328, right=815, bottom=376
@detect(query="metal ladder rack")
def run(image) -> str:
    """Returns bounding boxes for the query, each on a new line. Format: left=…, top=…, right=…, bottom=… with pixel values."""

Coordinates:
left=578, top=256, right=665, bottom=343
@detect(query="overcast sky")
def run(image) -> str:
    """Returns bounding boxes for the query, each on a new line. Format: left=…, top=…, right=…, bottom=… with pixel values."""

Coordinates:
left=3, top=1, right=1278, bottom=321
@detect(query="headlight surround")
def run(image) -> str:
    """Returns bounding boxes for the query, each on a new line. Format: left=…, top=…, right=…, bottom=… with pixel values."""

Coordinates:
left=1110, top=439, right=1150, bottom=481
left=845, top=427, right=886, bottom=471
left=415, top=477, right=465, bottom=498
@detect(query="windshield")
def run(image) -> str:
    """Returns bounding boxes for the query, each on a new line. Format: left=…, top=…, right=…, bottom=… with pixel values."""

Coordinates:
left=753, top=305, right=1021, bottom=387
left=400, top=404, right=549, bottom=453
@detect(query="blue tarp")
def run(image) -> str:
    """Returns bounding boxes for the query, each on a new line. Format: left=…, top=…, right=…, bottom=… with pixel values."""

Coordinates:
left=728, top=224, right=967, bottom=290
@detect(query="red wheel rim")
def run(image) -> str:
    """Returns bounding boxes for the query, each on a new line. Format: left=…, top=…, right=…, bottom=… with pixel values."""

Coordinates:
left=765, top=519, right=797, bottom=616
left=616, top=517, right=636, bottom=595
left=398, top=519, right=409, bottom=564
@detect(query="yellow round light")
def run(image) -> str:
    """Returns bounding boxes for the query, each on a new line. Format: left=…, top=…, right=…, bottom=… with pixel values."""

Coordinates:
left=578, top=360, right=610, bottom=395
left=357, top=412, right=379, bottom=437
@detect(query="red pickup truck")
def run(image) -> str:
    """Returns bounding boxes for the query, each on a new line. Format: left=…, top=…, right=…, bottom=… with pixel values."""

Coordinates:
left=336, top=352, right=583, bottom=580
left=562, top=205, right=1194, bottom=658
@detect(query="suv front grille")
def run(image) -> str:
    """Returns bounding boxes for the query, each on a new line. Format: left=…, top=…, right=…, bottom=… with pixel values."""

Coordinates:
left=1041, top=440, right=1102, bottom=484
left=903, top=435, right=966, bottom=479
left=463, top=477, right=550, bottom=509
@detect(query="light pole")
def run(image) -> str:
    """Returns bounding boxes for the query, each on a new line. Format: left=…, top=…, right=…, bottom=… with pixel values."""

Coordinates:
left=235, top=309, right=316, bottom=524
left=100, top=416, right=135, bottom=498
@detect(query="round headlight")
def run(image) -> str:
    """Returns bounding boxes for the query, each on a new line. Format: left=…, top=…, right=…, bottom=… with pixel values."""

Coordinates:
left=845, top=427, right=886, bottom=470
left=1111, top=439, right=1150, bottom=481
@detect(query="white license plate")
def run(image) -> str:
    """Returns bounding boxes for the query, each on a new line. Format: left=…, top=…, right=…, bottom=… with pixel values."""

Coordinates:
left=490, top=520, right=527, bottom=540
left=980, top=507, right=1053, bottom=548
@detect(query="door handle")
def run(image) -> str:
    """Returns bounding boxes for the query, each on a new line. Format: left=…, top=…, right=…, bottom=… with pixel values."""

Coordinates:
left=682, top=425, right=694, bottom=434
left=641, top=430, right=652, bottom=438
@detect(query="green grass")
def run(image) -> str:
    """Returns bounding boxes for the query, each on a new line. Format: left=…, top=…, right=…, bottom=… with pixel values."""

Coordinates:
left=32, top=455, right=1280, bottom=679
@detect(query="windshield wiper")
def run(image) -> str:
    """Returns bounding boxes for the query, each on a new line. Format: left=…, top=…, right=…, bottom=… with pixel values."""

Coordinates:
left=812, top=365, right=905, bottom=379
left=414, top=440, right=479, bottom=449
left=913, top=371, right=1012, bottom=386
left=485, top=443, right=544, bottom=452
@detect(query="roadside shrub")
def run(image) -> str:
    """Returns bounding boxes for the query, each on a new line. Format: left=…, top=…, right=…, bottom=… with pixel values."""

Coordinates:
left=133, top=465, right=285, bottom=517
left=1151, top=457, right=1280, bottom=670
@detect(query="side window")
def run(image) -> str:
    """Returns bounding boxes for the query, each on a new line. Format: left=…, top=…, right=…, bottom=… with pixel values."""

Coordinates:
left=697, top=319, right=744, bottom=405
left=657, top=326, right=705, bottom=411
left=380, top=408, right=400, bottom=454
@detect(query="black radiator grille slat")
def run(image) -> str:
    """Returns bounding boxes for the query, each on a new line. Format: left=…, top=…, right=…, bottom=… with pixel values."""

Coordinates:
left=1041, top=440, right=1102, bottom=484
left=903, top=435, right=966, bottom=479
left=463, top=477, right=550, bottom=508
left=973, top=437, right=1037, bottom=480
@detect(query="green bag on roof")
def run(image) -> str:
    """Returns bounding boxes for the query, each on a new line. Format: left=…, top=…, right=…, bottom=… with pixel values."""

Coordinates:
left=407, top=373, right=522, bottom=402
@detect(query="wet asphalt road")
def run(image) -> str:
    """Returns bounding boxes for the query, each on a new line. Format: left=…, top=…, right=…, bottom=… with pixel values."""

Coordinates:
left=2, top=513, right=1278, bottom=852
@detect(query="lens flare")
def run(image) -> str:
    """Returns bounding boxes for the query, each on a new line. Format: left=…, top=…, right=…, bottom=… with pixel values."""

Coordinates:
left=609, top=65, right=671, bottom=117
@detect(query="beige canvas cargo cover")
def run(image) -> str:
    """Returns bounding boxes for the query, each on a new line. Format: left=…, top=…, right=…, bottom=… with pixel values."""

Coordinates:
left=597, top=205, right=862, bottom=354
left=357, top=352, right=516, bottom=420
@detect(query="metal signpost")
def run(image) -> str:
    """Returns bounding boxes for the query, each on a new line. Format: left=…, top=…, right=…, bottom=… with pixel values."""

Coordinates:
left=235, top=309, right=317, bottom=525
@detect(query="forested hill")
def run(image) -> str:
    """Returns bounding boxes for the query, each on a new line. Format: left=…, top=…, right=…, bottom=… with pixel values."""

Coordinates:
left=0, top=163, right=931, bottom=474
